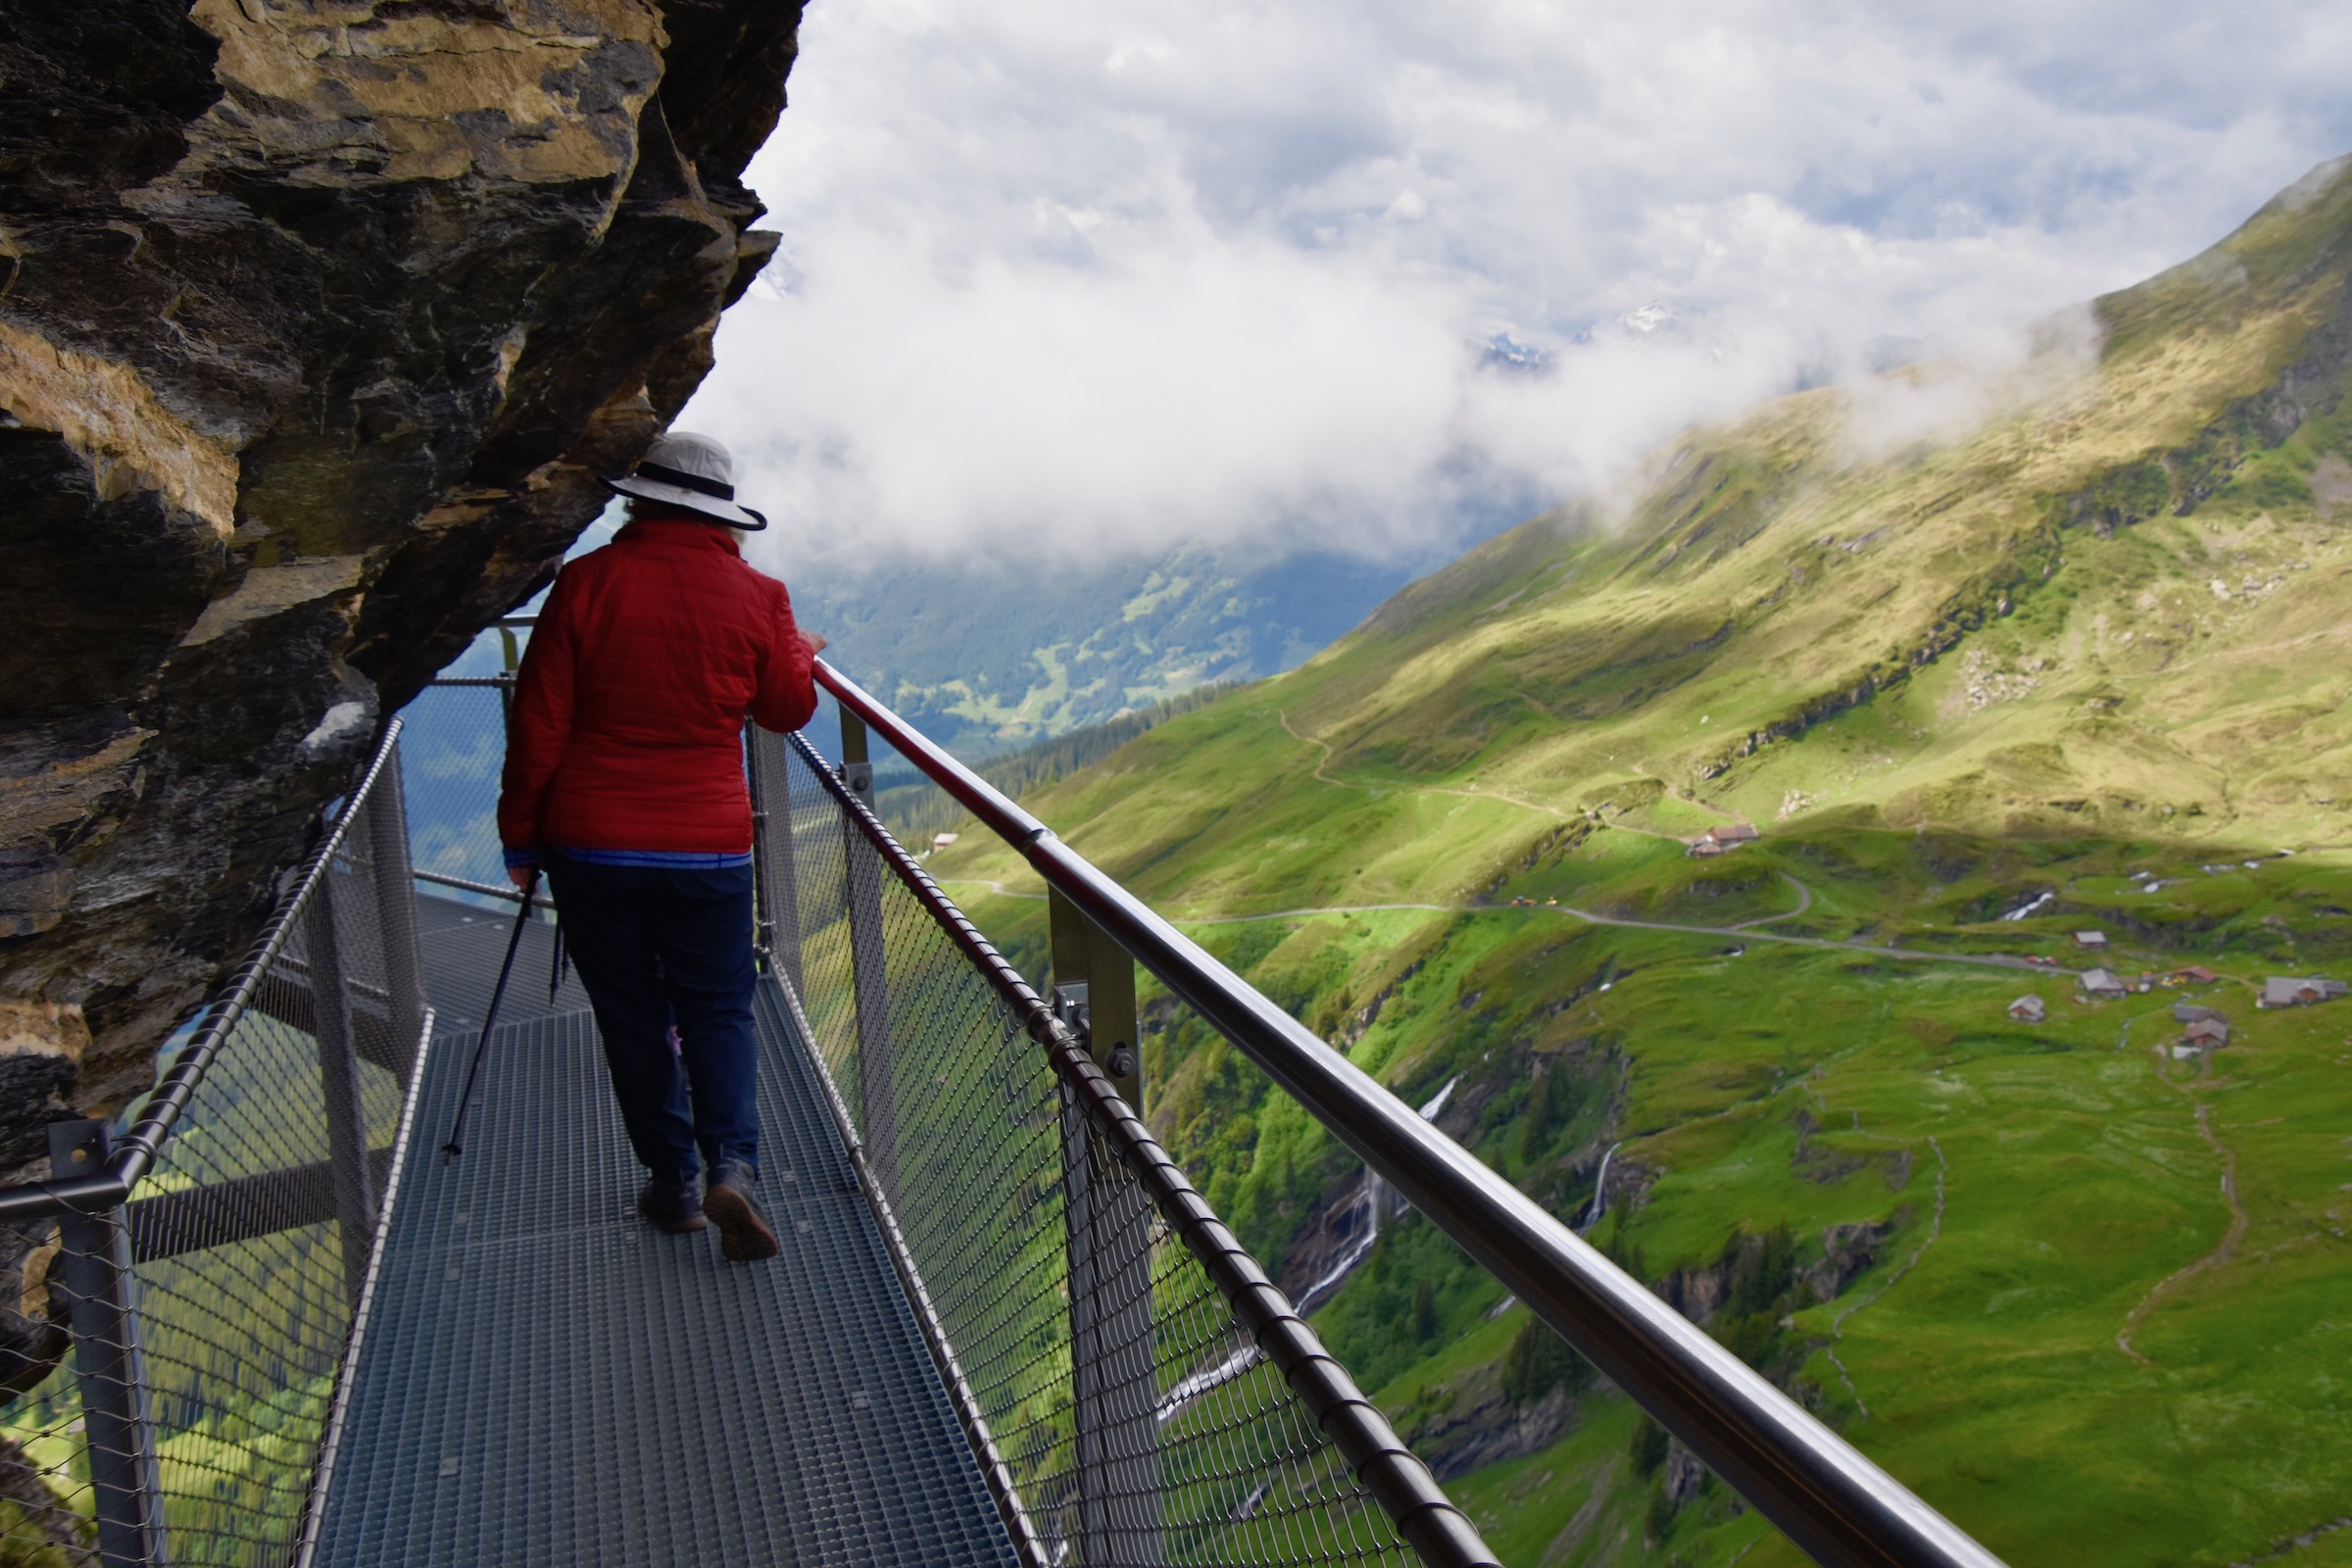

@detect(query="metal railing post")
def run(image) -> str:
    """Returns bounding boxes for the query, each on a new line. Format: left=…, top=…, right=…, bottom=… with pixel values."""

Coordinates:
left=303, top=866, right=378, bottom=1304
left=365, top=738, right=428, bottom=1081
left=747, top=729, right=807, bottom=1000
left=1051, top=888, right=1162, bottom=1567
left=49, top=1120, right=167, bottom=1568
left=838, top=709, right=898, bottom=1200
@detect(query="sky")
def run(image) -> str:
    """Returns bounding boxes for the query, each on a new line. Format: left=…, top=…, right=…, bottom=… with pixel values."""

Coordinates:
left=683, top=0, right=2352, bottom=570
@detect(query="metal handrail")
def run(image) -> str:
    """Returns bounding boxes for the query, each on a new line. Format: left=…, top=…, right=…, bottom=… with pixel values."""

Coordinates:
left=812, top=659, right=2007, bottom=1568
left=0, top=718, right=409, bottom=1224
left=785, top=727, right=1497, bottom=1568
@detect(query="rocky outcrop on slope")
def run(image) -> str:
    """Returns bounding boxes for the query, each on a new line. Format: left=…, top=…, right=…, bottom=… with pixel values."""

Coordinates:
left=0, top=1, right=802, bottom=1172
left=1396, top=1361, right=1575, bottom=1483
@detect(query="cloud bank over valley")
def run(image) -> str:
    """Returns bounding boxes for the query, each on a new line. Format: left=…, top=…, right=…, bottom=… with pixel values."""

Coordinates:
left=688, top=0, right=2352, bottom=573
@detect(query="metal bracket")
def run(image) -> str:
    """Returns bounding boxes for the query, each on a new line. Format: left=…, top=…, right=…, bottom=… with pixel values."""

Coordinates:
left=1052, top=983, right=1136, bottom=1083
left=1047, top=890, right=1142, bottom=1108
left=839, top=707, right=878, bottom=807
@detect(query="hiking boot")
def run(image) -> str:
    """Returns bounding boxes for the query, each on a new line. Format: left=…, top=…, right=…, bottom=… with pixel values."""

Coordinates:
left=704, top=1164, right=779, bottom=1262
left=637, top=1175, right=707, bottom=1234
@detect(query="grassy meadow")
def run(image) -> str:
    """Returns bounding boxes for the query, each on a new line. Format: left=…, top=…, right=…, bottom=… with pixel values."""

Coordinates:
left=918, top=156, right=2352, bottom=1567
left=946, top=842, right=2352, bottom=1566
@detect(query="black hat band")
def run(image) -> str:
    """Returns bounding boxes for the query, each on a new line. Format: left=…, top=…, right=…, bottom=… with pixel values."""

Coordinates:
left=634, top=461, right=736, bottom=501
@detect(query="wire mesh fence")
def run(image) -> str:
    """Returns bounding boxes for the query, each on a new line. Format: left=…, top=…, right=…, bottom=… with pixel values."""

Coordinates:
left=0, top=688, right=1475, bottom=1568
left=753, top=726, right=1453, bottom=1568
left=0, top=725, right=428, bottom=1568
left=396, top=682, right=514, bottom=907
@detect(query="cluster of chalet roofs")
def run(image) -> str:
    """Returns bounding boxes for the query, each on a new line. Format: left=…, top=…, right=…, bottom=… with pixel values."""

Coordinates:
left=1671, top=826, right=2344, bottom=1050
left=2004, top=934, right=2345, bottom=1048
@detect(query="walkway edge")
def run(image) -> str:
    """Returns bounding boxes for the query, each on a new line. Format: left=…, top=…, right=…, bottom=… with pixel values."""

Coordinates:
left=760, top=971, right=1052, bottom=1568
left=293, top=1004, right=438, bottom=1568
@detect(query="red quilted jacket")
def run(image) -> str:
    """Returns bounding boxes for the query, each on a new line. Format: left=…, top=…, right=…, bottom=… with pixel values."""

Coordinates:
left=498, top=516, right=816, bottom=859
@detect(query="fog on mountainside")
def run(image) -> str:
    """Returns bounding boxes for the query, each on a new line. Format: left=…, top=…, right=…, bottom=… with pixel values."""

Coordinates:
left=924, top=154, right=2352, bottom=1568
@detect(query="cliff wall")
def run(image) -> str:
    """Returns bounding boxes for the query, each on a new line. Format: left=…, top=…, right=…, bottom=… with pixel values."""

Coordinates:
left=0, top=0, right=803, bottom=1176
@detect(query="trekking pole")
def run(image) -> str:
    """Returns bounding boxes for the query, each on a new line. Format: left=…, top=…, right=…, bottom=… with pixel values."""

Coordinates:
left=550, top=913, right=569, bottom=1005
left=442, top=868, right=541, bottom=1160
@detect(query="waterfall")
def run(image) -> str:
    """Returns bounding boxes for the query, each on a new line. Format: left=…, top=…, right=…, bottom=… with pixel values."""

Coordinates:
left=1417, top=1075, right=1460, bottom=1120
left=1156, top=1344, right=1263, bottom=1425
left=1580, top=1141, right=1622, bottom=1231
left=1292, top=1173, right=1383, bottom=1318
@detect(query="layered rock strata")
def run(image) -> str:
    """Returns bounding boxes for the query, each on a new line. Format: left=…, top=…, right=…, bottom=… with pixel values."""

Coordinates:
left=0, top=1, right=803, bottom=1172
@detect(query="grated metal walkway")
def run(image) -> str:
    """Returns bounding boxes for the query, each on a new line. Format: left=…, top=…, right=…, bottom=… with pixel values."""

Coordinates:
left=313, top=898, right=1022, bottom=1567
left=413, top=893, right=594, bottom=1031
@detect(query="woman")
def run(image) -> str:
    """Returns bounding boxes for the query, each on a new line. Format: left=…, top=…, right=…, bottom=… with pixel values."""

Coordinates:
left=498, top=430, right=821, bottom=1261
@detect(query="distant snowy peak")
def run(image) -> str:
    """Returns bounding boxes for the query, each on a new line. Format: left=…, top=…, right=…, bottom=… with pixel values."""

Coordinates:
left=1479, top=331, right=1553, bottom=374
left=1552, top=299, right=1738, bottom=364
left=1619, top=302, right=1676, bottom=335
left=1478, top=305, right=1706, bottom=374
left=1570, top=301, right=1693, bottom=343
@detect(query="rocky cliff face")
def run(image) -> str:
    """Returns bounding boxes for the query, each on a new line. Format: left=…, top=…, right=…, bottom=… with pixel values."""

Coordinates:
left=0, top=0, right=802, bottom=1175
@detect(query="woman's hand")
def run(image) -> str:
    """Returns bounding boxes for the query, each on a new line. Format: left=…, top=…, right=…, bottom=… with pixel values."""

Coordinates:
left=800, top=628, right=828, bottom=656
left=509, top=864, right=537, bottom=892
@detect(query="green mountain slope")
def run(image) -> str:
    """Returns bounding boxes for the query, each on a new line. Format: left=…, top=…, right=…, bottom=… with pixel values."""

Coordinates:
left=931, top=156, right=2352, bottom=1568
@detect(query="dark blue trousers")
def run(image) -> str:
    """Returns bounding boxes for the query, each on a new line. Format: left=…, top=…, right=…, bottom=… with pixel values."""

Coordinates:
left=543, top=850, right=759, bottom=1185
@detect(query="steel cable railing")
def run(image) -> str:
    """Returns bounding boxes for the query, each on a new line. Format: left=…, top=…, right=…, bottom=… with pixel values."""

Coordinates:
left=2, top=647, right=1500, bottom=1568
left=0, top=722, right=431, bottom=1568
left=749, top=725, right=1495, bottom=1568
left=811, top=659, right=2012, bottom=1568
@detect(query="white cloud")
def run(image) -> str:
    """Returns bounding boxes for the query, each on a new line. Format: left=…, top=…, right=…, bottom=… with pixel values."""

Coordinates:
left=710, top=220, right=1469, bottom=557
left=687, top=0, right=2352, bottom=570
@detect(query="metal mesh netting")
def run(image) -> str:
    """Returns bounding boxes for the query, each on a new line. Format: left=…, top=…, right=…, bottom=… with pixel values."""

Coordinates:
left=396, top=681, right=513, bottom=905
left=0, top=693, right=1454, bottom=1568
left=0, top=731, right=426, bottom=1568
left=753, top=727, right=1418, bottom=1568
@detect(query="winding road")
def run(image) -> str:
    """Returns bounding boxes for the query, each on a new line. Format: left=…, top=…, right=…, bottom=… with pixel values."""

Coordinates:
left=938, top=716, right=2071, bottom=983
left=1177, top=890, right=2070, bottom=976
left=946, top=870, right=2065, bottom=977
left=1247, top=716, right=2061, bottom=972
left=1736, top=871, right=1814, bottom=926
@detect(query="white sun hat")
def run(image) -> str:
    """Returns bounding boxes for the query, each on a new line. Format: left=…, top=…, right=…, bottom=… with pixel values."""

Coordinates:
left=603, top=430, right=767, bottom=530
